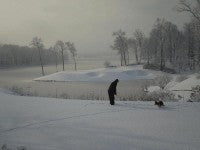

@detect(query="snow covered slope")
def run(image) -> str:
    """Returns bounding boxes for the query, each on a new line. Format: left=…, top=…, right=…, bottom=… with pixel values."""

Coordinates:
left=34, top=66, right=155, bottom=82
left=0, top=90, right=200, bottom=150
left=170, top=75, right=200, bottom=91
left=166, top=74, right=200, bottom=100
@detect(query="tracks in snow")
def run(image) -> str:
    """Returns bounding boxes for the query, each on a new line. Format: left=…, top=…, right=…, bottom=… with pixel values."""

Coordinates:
left=0, top=106, right=134, bottom=135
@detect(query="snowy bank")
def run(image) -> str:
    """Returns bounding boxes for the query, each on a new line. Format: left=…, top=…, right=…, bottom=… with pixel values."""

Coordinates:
left=34, top=66, right=155, bottom=82
left=167, top=74, right=200, bottom=100
left=147, top=74, right=200, bottom=101
left=0, top=90, right=200, bottom=150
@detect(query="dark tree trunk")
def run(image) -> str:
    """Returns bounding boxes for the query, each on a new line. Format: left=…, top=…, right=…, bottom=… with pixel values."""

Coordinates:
left=61, top=50, right=65, bottom=71
left=38, top=48, right=45, bottom=76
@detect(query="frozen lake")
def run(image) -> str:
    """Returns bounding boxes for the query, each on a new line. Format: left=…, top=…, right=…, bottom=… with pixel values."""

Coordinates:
left=0, top=60, right=154, bottom=100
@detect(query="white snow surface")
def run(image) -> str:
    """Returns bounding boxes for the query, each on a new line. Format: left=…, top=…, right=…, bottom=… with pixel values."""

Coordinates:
left=147, top=86, right=161, bottom=92
left=0, top=90, right=200, bottom=150
left=166, top=74, right=200, bottom=100
left=34, top=66, right=155, bottom=82
left=170, top=75, right=200, bottom=91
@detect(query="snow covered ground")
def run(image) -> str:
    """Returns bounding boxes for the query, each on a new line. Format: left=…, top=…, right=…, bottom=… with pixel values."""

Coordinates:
left=165, top=74, right=200, bottom=100
left=146, top=74, right=200, bottom=101
left=34, top=66, right=155, bottom=82
left=0, top=90, right=200, bottom=150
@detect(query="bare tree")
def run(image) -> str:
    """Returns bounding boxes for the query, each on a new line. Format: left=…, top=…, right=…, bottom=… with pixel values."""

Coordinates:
left=176, top=0, right=200, bottom=23
left=148, top=19, right=167, bottom=70
left=111, top=29, right=129, bottom=66
left=30, top=37, right=45, bottom=76
left=128, top=38, right=137, bottom=64
left=176, top=0, right=200, bottom=70
left=66, top=42, right=77, bottom=70
left=49, top=46, right=59, bottom=72
left=134, top=29, right=145, bottom=64
left=140, top=38, right=151, bottom=65
left=156, top=75, right=172, bottom=90
left=55, top=40, right=67, bottom=71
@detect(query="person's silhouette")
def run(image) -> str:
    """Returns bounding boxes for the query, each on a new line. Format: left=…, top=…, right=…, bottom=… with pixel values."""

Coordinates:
left=108, top=79, right=119, bottom=105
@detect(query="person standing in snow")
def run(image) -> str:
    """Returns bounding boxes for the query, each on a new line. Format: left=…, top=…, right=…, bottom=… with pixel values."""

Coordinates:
left=108, top=79, right=119, bottom=105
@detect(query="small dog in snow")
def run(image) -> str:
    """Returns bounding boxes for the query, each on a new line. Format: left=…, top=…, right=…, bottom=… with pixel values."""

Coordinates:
left=155, top=100, right=164, bottom=107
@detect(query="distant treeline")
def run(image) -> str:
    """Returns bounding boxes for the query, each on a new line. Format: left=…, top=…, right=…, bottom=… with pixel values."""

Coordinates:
left=0, top=44, right=59, bottom=67
left=111, top=0, right=200, bottom=72
left=0, top=38, right=77, bottom=76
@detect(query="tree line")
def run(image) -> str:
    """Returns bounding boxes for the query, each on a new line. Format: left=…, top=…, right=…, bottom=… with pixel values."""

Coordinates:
left=30, top=37, right=77, bottom=75
left=111, top=0, right=200, bottom=72
left=0, top=37, right=77, bottom=76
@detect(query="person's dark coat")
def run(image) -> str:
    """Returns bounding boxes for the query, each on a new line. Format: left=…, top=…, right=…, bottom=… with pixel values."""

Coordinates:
left=108, top=79, right=119, bottom=105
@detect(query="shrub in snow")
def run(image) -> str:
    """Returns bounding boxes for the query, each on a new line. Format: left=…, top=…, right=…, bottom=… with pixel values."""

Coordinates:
left=134, top=90, right=176, bottom=102
left=190, top=85, right=200, bottom=102
left=162, top=67, right=176, bottom=74
left=140, top=80, right=153, bottom=93
left=143, top=64, right=160, bottom=71
left=136, top=91, right=155, bottom=101
left=9, top=86, right=33, bottom=96
left=143, top=64, right=176, bottom=74
left=156, top=75, right=172, bottom=89
left=104, top=61, right=111, bottom=68
left=1, top=145, right=27, bottom=150
left=9, top=86, right=25, bottom=96
left=147, top=86, right=161, bottom=93
left=60, top=93, right=70, bottom=99
left=78, top=92, right=104, bottom=100
left=150, top=90, right=176, bottom=102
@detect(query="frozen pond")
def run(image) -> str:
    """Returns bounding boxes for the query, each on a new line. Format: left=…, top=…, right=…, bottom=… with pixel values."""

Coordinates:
left=0, top=60, right=154, bottom=100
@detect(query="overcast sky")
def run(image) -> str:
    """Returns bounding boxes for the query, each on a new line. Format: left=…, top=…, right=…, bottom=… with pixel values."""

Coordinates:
left=0, top=0, right=190, bottom=55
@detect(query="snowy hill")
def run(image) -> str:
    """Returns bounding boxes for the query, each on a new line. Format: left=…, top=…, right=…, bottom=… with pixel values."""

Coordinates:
left=170, top=75, right=200, bottom=91
left=34, top=66, right=155, bottom=82
left=0, top=90, right=200, bottom=150
left=166, top=74, right=200, bottom=100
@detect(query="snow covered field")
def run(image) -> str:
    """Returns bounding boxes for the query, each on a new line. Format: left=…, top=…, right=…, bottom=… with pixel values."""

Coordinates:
left=34, top=66, right=155, bottom=82
left=0, top=90, right=200, bottom=150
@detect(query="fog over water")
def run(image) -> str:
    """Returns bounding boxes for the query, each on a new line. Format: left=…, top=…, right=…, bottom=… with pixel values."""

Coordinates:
left=0, top=0, right=189, bottom=56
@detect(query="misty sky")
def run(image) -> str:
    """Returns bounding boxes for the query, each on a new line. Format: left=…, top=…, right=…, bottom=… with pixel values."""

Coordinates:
left=0, top=0, right=190, bottom=55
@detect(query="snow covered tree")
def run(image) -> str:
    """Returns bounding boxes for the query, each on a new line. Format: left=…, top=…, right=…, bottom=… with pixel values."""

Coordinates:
left=55, top=40, right=67, bottom=71
left=156, top=74, right=172, bottom=90
left=111, top=29, right=129, bottom=66
left=128, top=38, right=137, bottom=64
left=133, top=29, right=145, bottom=64
left=49, top=46, right=59, bottom=72
left=128, top=29, right=145, bottom=65
left=146, top=19, right=183, bottom=71
left=148, top=18, right=168, bottom=70
left=164, top=22, right=181, bottom=64
left=140, top=38, right=151, bottom=65
left=30, top=37, right=45, bottom=76
left=176, top=0, right=200, bottom=71
left=190, top=85, right=200, bottom=101
left=176, top=0, right=200, bottom=23
left=66, top=42, right=77, bottom=71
